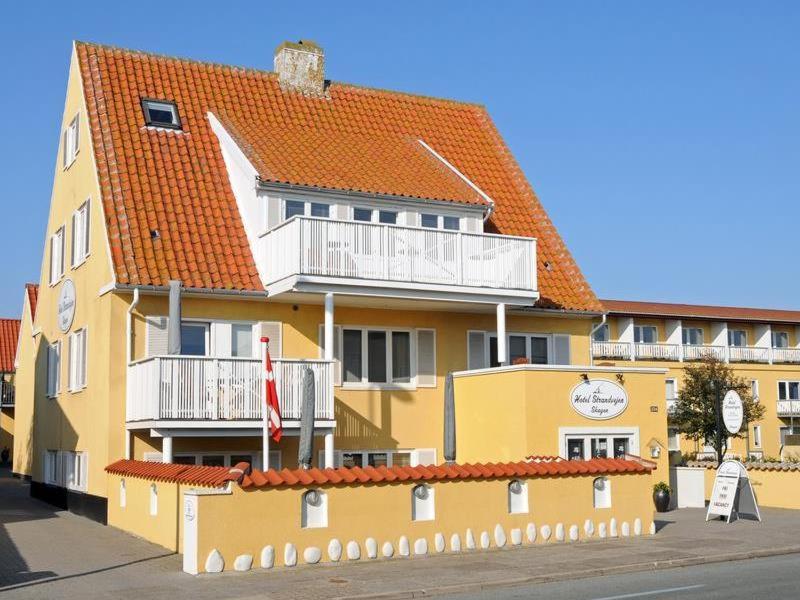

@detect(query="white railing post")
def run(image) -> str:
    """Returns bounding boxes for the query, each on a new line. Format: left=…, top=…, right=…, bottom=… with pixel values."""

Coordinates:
left=456, top=232, right=463, bottom=285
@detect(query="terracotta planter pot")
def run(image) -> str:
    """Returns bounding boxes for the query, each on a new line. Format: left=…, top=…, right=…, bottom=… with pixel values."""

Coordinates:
left=653, top=489, right=670, bottom=512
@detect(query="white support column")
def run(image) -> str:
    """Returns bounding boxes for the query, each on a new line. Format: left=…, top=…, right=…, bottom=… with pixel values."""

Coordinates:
left=324, top=292, right=335, bottom=361
left=262, top=419, right=270, bottom=470
left=324, top=431, right=335, bottom=468
left=754, top=323, right=772, bottom=364
left=125, top=430, right=131, bottom=460
left=496, top=303, right=506, bottom=364
left=665, top=319, right=683, bottom=362
left=618, top=317, right=635, bottom=361
left=162, top=435, right=173, bottom=464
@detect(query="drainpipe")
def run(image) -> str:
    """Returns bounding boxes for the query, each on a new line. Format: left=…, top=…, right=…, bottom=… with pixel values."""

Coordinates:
left=483, top=200, right=495, bottom=223
left=589, top=314, right=608, bottom=367
left=125, top=287, right=141, bottom=460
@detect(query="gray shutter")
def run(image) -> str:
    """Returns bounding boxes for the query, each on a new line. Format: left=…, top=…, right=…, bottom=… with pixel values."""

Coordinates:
left=319, top=324, right=342, bottom=386
left=146, top=316, right=169, bottom=357
left=416, top=329, right=436, bottom=387
left=257, top=322, right=283, bottom=358
left=553, top=334, right=570, bottom=365
left=467, top=331, right=487, bottom=370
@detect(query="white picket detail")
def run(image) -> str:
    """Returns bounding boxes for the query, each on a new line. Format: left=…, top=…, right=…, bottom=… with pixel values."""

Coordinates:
left=591, top=341, right=632, bottom=359
left=772, top=348, right=800, bottom=364
left=682, top=345, right=727, bottom=361
left=126, top=356, right=334, bottom=422
left=634, top=343, right=681, bottom=361
left=728, top=346, right=770, bottom=363
left=262, top=216, right=536, bottom=291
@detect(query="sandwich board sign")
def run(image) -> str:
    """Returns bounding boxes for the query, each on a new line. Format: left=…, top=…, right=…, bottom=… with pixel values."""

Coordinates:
left=706, top=459, right=761, bottom=523
left=722, top=390, right=744, bottom=435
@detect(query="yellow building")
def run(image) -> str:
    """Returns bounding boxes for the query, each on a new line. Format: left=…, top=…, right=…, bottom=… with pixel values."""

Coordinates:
left=594, top=299, right=800, bottom=460
left=0, top=317, right=21, bottom=465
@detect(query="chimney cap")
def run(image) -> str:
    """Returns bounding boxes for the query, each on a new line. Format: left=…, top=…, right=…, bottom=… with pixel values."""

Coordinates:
left=274, top=39, right=323, bottom=55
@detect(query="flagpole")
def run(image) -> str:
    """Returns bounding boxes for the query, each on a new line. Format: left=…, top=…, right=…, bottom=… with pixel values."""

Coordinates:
left=261, top=336, right=270, bottom=471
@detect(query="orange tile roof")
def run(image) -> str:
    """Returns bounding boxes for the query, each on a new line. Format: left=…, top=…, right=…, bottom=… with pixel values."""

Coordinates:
left=105, top=459, right=245, bottom=487
left=0, top=319, right=20, bottom=373
left=602, top=298, right=800, bottom=324
left=76, top=42, right=599, bottom=312
left=25, top=283, right=38, bottom=321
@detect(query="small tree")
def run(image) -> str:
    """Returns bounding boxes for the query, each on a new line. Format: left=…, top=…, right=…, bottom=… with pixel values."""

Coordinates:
left=671, top=356, right=764, bottom=464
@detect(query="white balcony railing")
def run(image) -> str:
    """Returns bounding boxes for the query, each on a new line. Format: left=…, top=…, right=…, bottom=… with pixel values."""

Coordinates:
left=728, top=346, right=771, bottom=363
left=683, top=344, right=727, bottom=361
left=126, top=356, right=334, bottom=423
left=773, top=348, right=800, bottom=364
left=634, top=343, right=681, bottom=361
left=777, top=400, right=800, bottom=417
left=261, top=216, right=537, bottom=292
left=591, top=341, right=632, bottom=359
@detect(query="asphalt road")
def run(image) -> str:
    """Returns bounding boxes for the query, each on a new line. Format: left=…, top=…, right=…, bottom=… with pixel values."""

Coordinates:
left=444, top=553, right=800, bottom=599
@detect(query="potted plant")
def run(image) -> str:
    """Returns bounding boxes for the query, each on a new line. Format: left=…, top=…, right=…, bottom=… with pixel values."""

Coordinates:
left=653, top=481, right=671, bottom=512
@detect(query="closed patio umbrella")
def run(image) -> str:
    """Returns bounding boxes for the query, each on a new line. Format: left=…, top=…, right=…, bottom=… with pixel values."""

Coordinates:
left=298, top=367, right=316, bottom=469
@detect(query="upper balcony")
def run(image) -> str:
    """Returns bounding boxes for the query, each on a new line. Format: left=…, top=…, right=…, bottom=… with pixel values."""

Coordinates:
left=592, top=341, right=800, bottom=364
left=260, top=217, right=538, bottom=305
left=777, top=400, right=800, bottom=417
left=126, top=356, right=334, bottom=428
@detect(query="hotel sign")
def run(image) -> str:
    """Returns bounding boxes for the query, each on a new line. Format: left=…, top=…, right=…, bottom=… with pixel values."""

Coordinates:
left=722, top=390, right=744, bottom=435
left=570, top=379, right=628, bottom=420
left=57, top=279, right=76, bottom=333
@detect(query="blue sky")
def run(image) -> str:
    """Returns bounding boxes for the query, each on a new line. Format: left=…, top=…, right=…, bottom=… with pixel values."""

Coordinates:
left=0, top=2, right=797, bottom=316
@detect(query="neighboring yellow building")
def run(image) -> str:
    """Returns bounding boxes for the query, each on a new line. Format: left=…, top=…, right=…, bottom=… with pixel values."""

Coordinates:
left=594, top=299, right=800, bottom=461
left=0, top=317, right=21, bottom=466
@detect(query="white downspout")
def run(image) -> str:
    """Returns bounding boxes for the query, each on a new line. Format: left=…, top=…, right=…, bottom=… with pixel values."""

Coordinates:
left=589, top=314, right=607, bottom=367
left=125, top=288, right=140, bottom=460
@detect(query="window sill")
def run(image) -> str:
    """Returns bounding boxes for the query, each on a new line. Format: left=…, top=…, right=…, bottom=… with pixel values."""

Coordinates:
left=340, top=383, right=417, bottom=392
left=49, top=276, right=64, bottom=288
left=69, top=386, right=87, bottom=395
left=71, top=254, right=90, bottom=270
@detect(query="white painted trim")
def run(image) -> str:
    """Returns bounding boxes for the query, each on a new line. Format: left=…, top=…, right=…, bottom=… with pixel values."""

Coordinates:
left=452, top=364, right=668, bottom=378
left=417, top=139, right=495, bottom=208
left=98, top=281, right=115, bottom=296
left=127, top=420, right=337, bottom=432
left=558, top=426, right=641, bottom=460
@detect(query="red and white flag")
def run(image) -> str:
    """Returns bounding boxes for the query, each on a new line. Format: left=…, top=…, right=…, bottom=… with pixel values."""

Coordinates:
left=262, top=337, right=282, bottom=442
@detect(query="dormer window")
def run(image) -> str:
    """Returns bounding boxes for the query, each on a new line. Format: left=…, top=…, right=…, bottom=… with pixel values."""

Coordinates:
left=142, top=99, right=181, bottom=129
left=421, top=213, right=460, bottom=231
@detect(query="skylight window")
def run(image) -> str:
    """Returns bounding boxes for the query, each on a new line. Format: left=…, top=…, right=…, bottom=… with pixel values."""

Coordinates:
left=142, top=99, right=181, bottom=129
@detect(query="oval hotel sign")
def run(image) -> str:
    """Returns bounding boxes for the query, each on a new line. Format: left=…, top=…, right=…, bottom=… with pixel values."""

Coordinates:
left=570, top=379, right=629, bottom=420
left=57, top=279, right=76, bottom=333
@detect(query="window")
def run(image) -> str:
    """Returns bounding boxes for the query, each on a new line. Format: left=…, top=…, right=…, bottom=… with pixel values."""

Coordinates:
left=751, top=379, right=759, bottom=402
left=150, top=484, right=158, bottom=516
left=565, top=433, right=636, bottom=461
left=47, top=341, right=61, bottom=397
left=201, top=455, right=225, bottom=467
left=301, top=489, right=328, bottom=528
left=488, top=333, right=556, bottom=366
left=508, top=480, right=529, bottom=514
left=141, top=99, right=181, bottom=129
left=728, top=330, right=747, bottom=347
left=420, top=213, right=460, bottom=231
left=285, top=200, right=305, bottom=220
left=62, top=114, right=79, bottom=168
left=71, top=200, right=91, bottom=267
left=50, top=226, right=65, bottom=284
left=120, top=479, right=126, bottom=508
left=181, top=322, right=209, bottom=356
left=44, top=450, right=59, bottom=484
left=593, top=323, right=609, bottom=342
left=231, top=324, right=253, bottom=358
left=421, top=213, right=438, bottom=228
left=442, top=216, right=460, bottom=231
left=284, top=199, right=331, bottom=221
left=593, top=477, right=611, bottom=508
left=773, top=331, right=789, bottom=348
left=779, top=381, right=800, bottom=401
left=341, top=327, right=414, bottom=386
left=634, top=326, right=657, bottom=344
left=309, top=202, right=330, bottom=218
left=682, top=327, right=704, bottom=345
left=44, top=450, right=87, bottom=491
left=753, top=425, right=762, bottom=448
left=379, top=210, right=397, bottom=225
left=667, top=428, right=680, bottom=451
left=68, top=328, right=88, bottom=392
left=665, top=378, right=677, bottom=401
left=353, top=207, right=372, bottom=222
left=337, top=449, right=434, bottom=468
left=353, top=207, right=398, bottom=224
left=780, top=426, right=800, bottom=446
left=411, top=484, right=435, bottom=521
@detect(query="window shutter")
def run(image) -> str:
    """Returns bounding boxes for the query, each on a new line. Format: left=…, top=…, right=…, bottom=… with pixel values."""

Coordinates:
left=47, top=345, right=55, bottom=396
left=257, top=321, right=282, bottom=358
left=413, top=448, right=437, bottom=467
left=62, top=129, right=68, bottom=168
left=553, top=334, right=570, bottom=365
left=416, top=329, right=436, bottom=387
left=212, top=323, right=233, bottom=358
left=83, top=201, right=90, bottom=257
left=71, top=213, right=77, bottom=267
left=467, top=331, right=487, bottom=370
left=145, top=317, right=169, bottom=357
left=68, top=334, right=75, bottom=391
left=318, top=324, right=342, bottom=386
left=59, top=229, right=65, bottom=276
left=79, top=330, right=87, bottom=388
left=73, top=116, right=79, bottom=154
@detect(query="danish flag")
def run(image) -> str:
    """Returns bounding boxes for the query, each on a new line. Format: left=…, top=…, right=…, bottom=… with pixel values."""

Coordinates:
left=261, top=337, right=282, bottom=442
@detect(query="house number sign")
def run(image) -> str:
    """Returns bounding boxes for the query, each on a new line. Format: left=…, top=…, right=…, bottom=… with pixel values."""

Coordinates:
left=57, top=279, right=76, bottom=333
left=570, top=379, right=629, bottom=420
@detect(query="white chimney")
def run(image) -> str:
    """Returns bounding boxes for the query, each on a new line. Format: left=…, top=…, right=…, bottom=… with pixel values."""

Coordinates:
left=274, top=40, right=325, bottom=96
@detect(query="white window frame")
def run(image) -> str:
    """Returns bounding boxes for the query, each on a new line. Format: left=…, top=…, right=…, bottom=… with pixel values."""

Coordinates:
left=778, top=380, right=800, bottom=401
left=773, top=331, right=789, bottom=349
left=752, top=425, right=762, bottom=448
left=68, top=328, right=88, bottom=392
left=71, top=199, right=91, bottom=268
left=282, top=198, right=332, bottom=222
left=592, top=323, right=609, bottom=342
left=633, top=325, right=658, bottom=344
left=559, top=427, right=640, bottom=461
left=333, top=448, right=435, bottom=468
left=665, top=378, right=678, bottom=401
left=179, top=320, right=211, bottom=356
left=62, top=113, right=79, bottom=169
left=751, top=379, right=759, bottom=403
left=50, top=225, right=65, bottom=285
left=728, top=329, right=747, bottom=347
left=682, top=327, right=704, bottom=345
left=340, top=326, right=417, bottom=390
left=44, top=450, right=87, bottom=491
left=47, top=341, right=61, bottom=398
left=351, top=206, right=399, bottom=225
left=487, top=332, right=554, bottom=366
left=420, top=213, right=461, bottom=231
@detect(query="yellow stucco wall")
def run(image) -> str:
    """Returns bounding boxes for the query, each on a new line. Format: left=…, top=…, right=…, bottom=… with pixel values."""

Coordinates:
left=0, top=408, right=14, bottom=460
left=12, top=291, right=38, bottom=477
left=698, top=466, right=800, bottom=510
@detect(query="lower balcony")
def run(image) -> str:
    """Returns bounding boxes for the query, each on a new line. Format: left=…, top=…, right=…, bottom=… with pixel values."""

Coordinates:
left=777, top=400, right=800, bottom=417
left=591, top=341, right=632, bottom=360
left=773, top=348, right=800, bottom=364
left=126, top=356, right=335, bottom=428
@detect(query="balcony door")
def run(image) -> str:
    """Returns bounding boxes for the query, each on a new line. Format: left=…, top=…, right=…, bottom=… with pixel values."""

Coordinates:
left=181, top=322, right=210, bottom=356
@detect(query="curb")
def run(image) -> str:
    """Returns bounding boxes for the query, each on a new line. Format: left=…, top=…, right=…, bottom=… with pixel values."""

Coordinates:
left=336, top=545, right=800, bottom=600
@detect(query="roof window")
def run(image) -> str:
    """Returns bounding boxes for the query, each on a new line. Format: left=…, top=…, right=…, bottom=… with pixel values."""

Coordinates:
left=142, top=99, right=181, bottom=129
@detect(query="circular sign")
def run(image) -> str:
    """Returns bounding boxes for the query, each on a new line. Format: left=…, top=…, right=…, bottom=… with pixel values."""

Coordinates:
left=722, top=390, right=744, bottom=435
left=569, top=379, right=629, bottom=420
left=57, top=279, right=76, bottom=333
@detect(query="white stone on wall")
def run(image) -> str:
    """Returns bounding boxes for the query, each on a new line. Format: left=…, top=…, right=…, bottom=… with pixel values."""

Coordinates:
left=634, top=518, right=642, bottom=536
left=399, top=536, right=410, bottom=557
left=494, top=524, right=507, bottom=548
left=434, top=533, right=445, bottom=553
left=234, top=554, right=252, bottom=572
left=365, top=538, right=378, bottom=559
left=205, top=549, right=224, bottom=573
left=610, top=518, right=618, bottom=538
left=284, top=543, right=297, bottom=567
left=584, top=520, right=594, bottom=537
left=598, top=522, right=607, bottom=539
left=555, top=523, right=565, bottom=542
left=510, top=528, right=522, bottom=546
left=649, top=521, right=656, bottom=535
left=621, top=521, right=630, bottom=537
left=450, top=533, right=462, bottom=552
left=466, top=529, right=476, bottom=550
left=480, top=531, right=490, bottom=549
left=346, top=541, right=360, bottom=560
left=303, top=547, right=322, bottom=564
left=382, top=541, right=394, bottom=558
left=540, top=525, right=551, bottom=541
left=526, top=523, right=536, bottom=543
left=414, top=538, right=428, bottom=555
left=260, top=545, right=275, bottom=569
left=569, top=525, right=579, bottom=542
left=328, top=539, right=342, bottom=562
